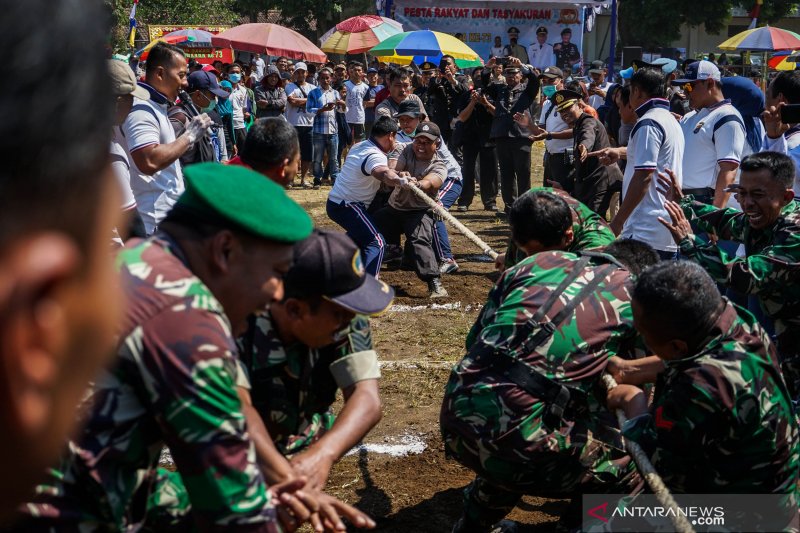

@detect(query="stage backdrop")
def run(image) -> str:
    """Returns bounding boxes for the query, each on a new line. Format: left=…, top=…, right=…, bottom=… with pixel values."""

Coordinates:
left=391, top=1, right=585, bottom=61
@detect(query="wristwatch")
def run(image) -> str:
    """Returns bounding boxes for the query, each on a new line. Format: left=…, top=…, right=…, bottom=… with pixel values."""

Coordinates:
left=545, top=132, right=553, bottom=141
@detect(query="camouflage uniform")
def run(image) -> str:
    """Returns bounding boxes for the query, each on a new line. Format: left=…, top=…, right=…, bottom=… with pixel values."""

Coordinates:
left=504, top=187, right=616, bottom=269
left=237, top=312, right=379, bottom=455
left=678, top=197, right=800, bottom=397
left=17, top=235, right=279, bottom=531
left=441, top=251, right=642, bottom=528
left=627, top=299, right=800, bottom=496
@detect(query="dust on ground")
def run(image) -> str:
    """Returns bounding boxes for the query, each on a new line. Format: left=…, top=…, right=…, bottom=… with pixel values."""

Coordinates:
left=292, top=144, right=564, bottom=531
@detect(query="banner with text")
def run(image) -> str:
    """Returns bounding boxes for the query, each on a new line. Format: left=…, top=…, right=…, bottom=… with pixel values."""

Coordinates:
left=392, top=1, right=584, bottom=63
left=146, top=25, right=233, bottom=64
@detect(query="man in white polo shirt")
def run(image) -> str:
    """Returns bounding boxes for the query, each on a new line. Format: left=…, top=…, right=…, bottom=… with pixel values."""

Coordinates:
left=673, top=60, right=745, bottom=207
left=122, top=43, right=212, bottom=234
left=285, top=62, right=316, bottom=187
left=594, top=67, right=685, bottom=259
left=327, top=116, right=409, bottom=276
left=533, top=67, right=574, bottom=191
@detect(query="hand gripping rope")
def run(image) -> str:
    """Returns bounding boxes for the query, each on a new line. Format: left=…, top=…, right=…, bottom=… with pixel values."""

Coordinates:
left=601, top=374, right=696, bottom=533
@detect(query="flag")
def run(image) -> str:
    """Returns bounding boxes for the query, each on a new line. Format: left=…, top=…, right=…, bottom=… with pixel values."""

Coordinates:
left=748, top=0, right=763, bottom=29
left=128, top=0, right=139, bottom=48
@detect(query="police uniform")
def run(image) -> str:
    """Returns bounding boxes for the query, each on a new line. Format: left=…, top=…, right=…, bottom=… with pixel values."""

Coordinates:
left=553, top=29, right=581, bottom=72
left=504, top=27, right=529, bottom=64
left=504, top=187, right=616, bottom=269
left=441, top=250, right=644, bottom=531
left=17, top=164, right=313, bottom=531
left=553, top=89, right=622, bottom=215
left=528, top=27, right=555, bottom=71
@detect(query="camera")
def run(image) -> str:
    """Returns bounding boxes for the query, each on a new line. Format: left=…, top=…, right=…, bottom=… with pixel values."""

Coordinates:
left=496, top=57, right=509, bottom=67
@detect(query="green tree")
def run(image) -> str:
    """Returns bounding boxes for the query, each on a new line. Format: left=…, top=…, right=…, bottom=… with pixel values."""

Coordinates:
left=619, top=0, right=799, bottom=50
left=231, top=0, right=375, bottom=38
left=106, top=0, right=239, bottom=51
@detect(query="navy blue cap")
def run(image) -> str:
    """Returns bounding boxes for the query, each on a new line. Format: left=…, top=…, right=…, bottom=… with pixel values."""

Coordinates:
left=187, top=70, right=229, bottom=99
left=284, top=229, right=394, bottom=316
left=367, top=67, right=378, bottom=74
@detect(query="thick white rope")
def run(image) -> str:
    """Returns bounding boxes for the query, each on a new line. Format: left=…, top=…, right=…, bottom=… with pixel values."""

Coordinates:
left=601, top=374, right=695, bottom=533
left=408, top=184, right=499, bottom=260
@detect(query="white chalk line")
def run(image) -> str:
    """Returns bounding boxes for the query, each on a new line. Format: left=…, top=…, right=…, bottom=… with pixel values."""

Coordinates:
left=345, top=433, right=427, bottom=458
left=388, top=301, right=482, bottom=313
left=380, top=360, right=454, bottom=370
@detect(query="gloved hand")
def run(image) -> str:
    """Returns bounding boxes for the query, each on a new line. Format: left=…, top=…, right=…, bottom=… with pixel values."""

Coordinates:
left=182, top=113, right=213, bottom=144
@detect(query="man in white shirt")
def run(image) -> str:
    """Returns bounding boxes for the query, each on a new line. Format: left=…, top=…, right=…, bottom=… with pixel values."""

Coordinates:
left=587, top=60, right=612, bottom=110
left=489, top=36, right=507, bottom=60
left=594, top=67, right=685, bottom=259
left=121, top=43, right=212, bottom=234
left=673, top=60, right=745, bottom=207
left=251, top=54, right=265, bottom=82
left=228, top=63, right=250, bottom=153
left=285, top=62, right=316, bottom=187
left=530, top=67, right=574, bottom=191
left=345, top=61, right=369, bottom=145
left=759, top=71, right=800, bottom=196
left=528, top=27, right=554, bottom=72
left=327, top=116, right=409, bottom=276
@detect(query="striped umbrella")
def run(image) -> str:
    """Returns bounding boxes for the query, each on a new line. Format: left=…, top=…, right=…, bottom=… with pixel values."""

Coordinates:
left=768, top=50, right=798, bottom=70
left=162, top=28, right=215, bottom=48
left=369, top=30, right=483, bottom=68
left=134, top=34, right=187, bottom=60
left=719, top=26, right=800, bottom=51
left=320, top=15, right=403, bottom=55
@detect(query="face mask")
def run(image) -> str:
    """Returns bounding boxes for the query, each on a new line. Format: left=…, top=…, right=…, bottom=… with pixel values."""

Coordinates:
left=228, top=73, right=241, bottom=84
left=542, top=85, right=557, bottom=98
left=201, top=99, right=216, bottom=113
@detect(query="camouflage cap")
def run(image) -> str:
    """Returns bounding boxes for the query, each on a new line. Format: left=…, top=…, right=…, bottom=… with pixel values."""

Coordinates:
left=177, top=162, right=313, bottom=243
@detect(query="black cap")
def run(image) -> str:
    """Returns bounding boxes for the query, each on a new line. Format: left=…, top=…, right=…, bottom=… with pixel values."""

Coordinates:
left=416, top=121, right=441, bottom=140
left=284, top=229, right=394, bottom=316
left=536, top=26, right=548, bottom=35
left=561, top=28, right=572, bottom=35
left=507, top=26, right=520, bottom=36
left=396, top=99, right=422, bottom=117
left=552, top=89, right=584, bottom=111
left=420, top=61, right=437, bottom=72
left=588, top=60, right=606, bottom=74
left=187, top=70, right=230, bottom=99
left=539, top=66, right=564, bottom=79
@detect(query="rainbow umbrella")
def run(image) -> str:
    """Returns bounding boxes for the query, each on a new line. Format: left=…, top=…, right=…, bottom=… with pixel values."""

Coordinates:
left=719, top=26, right=800, bottom=51
left=162, top=28, right=214, bottom=48
left=768, top=50, right=798, bottom=70
left=134, top=34, right=187, bottom=60
left=320, top=15, right=403, bottom=55
left=369, top=30, right=482, bottom=67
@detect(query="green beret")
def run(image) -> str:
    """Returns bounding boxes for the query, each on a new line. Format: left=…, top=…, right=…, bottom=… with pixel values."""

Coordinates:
left=176, top=162, right=312, bottom=243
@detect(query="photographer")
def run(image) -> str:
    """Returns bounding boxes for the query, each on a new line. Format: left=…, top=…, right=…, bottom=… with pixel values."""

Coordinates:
left=482, top=56, right=540, bottom=215
left=428, top=55, right=469, bottom=146
left=762, top=70, right=800, bottom=195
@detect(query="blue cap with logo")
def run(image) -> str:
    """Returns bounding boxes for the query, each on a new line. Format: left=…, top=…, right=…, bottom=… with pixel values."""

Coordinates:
left=283, top=229, right=394, bottom=316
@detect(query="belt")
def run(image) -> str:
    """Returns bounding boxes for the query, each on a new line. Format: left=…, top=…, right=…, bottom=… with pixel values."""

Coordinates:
left=683, top=187, right=714, bottom=197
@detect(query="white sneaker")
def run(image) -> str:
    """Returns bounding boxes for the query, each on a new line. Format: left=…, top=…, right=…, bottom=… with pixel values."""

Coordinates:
left=439, top=259, right=459, bottom=274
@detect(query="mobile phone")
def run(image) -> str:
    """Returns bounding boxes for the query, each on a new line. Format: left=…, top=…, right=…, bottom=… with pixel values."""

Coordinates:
left=496, top=57, right=509, bottom=66
left=780, top=104, right=800, bottom=124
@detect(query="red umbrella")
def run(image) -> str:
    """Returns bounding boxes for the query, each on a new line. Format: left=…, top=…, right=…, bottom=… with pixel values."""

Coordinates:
left=211, top=23, right=326, bottom=63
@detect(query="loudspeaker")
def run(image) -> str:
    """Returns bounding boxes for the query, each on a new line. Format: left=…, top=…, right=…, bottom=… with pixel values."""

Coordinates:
left=623, top=46, right=642, bottom=67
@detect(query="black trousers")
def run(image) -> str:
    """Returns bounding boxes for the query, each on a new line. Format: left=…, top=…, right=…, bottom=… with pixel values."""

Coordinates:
left=494, top=137, right=532, bottom=213
left=372, top=206, right=439, bottom=281
left=574, top=173, right=613, bottom=217
left=544, top=151, right=575, bottom=194
left=460, top=144, right=499, bottom=209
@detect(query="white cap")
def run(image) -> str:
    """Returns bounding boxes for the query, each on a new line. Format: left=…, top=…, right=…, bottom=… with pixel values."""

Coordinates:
left=674, top=60, right=720, bottom=84
left=294, top=62, right=308, bottom=72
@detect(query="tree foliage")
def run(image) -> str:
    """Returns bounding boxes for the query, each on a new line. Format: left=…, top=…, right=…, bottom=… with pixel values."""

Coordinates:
left=619, top=0, right=800, bottom=50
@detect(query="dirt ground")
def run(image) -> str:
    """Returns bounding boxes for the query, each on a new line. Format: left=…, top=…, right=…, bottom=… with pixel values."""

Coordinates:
left=289, top=144, right=567, bottom=532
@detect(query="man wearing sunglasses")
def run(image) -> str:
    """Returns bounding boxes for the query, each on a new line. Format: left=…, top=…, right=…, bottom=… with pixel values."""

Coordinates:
left=672, top=60, right=745, bottom=208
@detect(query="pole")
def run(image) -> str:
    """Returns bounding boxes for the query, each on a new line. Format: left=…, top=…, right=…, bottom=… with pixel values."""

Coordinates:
left=609, top=0, right=618, bottom=79
left=407, top=185, right=499, bottom=260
